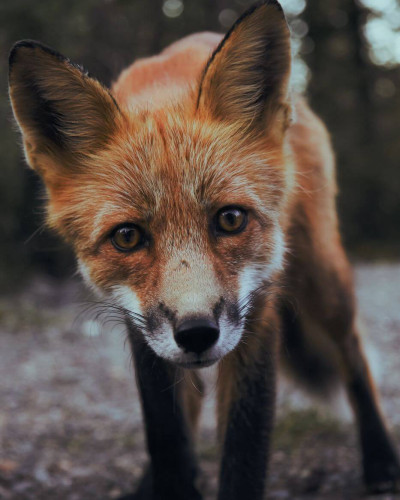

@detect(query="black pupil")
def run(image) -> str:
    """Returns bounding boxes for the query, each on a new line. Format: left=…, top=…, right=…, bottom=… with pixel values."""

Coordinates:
left=120, top=228, right=135, bottom=242
left=224, top=210, right=239, bottom=227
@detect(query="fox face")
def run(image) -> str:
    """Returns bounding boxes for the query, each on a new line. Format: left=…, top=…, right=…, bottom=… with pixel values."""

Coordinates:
left=9, top=1, right=292, bottom=367
left=77, top=117, right=287, bottom=367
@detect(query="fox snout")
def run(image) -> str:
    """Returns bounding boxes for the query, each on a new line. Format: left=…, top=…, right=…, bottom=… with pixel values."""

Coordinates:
left=126, top=269, right=244, bottom=367
left=150, top=297, right=241, bottom=367
left=174, top=317, right=219, bottom=354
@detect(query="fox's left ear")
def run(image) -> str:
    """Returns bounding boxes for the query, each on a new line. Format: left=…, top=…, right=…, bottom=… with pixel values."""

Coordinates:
left=9, top=40, right=122, bottom=186
left=197, top=0, right=291, bottom=138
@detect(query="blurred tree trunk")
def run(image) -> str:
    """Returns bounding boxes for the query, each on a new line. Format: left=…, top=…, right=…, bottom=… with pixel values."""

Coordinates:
left=303, top=0, right=377, bottom=247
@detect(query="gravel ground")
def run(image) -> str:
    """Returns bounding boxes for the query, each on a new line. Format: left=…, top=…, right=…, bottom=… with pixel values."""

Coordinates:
left=0, top=263, right=400, bottom=500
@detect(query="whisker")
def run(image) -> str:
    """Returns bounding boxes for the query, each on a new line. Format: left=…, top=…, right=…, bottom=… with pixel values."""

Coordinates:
left=162, top=373, right=185, bottom=393
left=74, top=298, right=148, bottom=337
left=187, top=371, right=202, bottom=394
left=237, top=279, right=285, bottom=322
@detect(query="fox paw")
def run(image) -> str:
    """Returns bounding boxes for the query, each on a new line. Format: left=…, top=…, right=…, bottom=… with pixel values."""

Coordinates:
left=364, top=459, right=400, bottom=494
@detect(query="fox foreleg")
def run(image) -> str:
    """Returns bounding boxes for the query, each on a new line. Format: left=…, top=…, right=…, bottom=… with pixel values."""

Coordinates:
left=128, top=330, right=203, bottom=500
left=216, top=310, right=279, bottom=500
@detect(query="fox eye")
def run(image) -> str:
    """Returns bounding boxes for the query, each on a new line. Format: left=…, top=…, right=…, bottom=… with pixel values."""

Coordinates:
left=216, top=206, right=247, bottom=235
left=111, top=224, right=144, bottom=252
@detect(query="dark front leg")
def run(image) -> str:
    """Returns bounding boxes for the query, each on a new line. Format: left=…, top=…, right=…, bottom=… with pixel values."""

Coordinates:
left=216, top=321, right=278, bottom=500
left=129, top=336, right=202, bottom=500
left=338, top=333, right=400, bottom=493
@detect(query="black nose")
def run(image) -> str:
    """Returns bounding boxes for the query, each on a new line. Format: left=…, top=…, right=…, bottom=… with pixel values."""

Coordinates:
left=174, top=318, right=219, bottom=354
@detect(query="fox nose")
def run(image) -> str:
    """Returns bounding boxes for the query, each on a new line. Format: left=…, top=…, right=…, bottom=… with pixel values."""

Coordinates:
left=174, top=318, right=219, bottom=354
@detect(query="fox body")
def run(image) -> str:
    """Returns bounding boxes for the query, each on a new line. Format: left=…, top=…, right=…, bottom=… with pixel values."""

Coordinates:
left=8, top=1, right=400, bottom=499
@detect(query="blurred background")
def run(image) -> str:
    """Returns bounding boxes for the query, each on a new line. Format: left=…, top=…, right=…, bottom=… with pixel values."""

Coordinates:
left=1, top=0, right=400, bottom=289
left=1, top=2, right=400, bottom=499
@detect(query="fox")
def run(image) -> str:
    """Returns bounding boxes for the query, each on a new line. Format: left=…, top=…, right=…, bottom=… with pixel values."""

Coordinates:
left=8, top=1, right=400, bottom=499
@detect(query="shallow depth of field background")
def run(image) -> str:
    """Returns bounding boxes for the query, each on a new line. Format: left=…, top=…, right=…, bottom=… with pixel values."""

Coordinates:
left=1, top=1, right=400, bottom=500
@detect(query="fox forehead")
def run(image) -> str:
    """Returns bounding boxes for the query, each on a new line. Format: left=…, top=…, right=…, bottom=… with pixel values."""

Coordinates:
left=50, top=111, right=286, bottom=246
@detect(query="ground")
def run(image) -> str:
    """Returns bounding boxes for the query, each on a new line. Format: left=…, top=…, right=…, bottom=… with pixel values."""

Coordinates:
left=0, top=263, right=400, bottom=500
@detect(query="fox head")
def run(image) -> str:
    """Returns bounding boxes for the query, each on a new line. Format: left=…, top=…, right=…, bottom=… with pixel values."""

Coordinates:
left=9, top=0, right=292, bottom=368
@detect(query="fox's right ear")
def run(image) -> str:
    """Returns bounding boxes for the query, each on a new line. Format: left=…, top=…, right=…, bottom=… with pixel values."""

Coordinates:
left=9, top=40, right=122, bottom=186
left=197, top=0, right=291, bottom=139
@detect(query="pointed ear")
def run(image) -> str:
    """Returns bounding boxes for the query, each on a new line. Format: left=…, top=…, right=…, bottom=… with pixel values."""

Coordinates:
left=197, top=0, right=291, bottom=138
left=9, top=40, right=122, bottom=183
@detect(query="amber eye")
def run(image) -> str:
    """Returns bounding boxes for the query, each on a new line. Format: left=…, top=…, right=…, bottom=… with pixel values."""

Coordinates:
left=111, top=224, right=143, bottom=252
left=216, top=206, right=247, bottom=235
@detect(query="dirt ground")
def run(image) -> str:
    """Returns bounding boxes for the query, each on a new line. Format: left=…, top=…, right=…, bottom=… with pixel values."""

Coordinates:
left=0, top=263, right=399, bottom=500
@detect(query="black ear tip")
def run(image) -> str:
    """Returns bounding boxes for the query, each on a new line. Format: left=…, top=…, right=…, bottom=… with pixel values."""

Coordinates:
left=248, top=0, right=286, bottom=20
left=9, top=39, right=67, bottom=72
left=257, top=0, right=285, bottom=16
left=260, top=0, right=284, bottom=10
left=227, top=0, right=286, bottom=39
left=9, top=40, right=36, bottom=70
